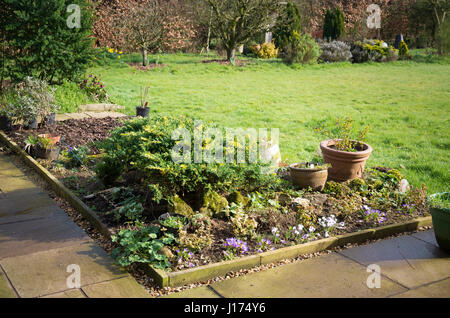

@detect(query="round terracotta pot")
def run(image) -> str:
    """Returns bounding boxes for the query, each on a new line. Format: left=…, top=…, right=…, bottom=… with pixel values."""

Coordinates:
left=320, top=139, right=373, bottom=182
left=289, top=163, right=328, bottom=191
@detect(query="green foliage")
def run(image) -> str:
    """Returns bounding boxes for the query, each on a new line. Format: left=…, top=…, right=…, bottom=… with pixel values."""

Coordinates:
left=323, top=8, right=346, bottom=41
left=66, top=145, right=90, bottom=168
left=2, top=0, right=94, bottom=84
left=160, top=215, right=188, bottom=230
left=254, top=42, right=279, bottom=59
left=352, top=40, right=399, bottom=63
left=95, top=116, right=280, bottom=202
left=79, top=74, right=109, bottom=102
left=323, top=181, right=350, bottom=198
left=111, top=226, right=177, bottom=269
left=113, top=201, right=144, bottom=223
left=273, top=1, right=302, bottom=50
left=179, top=214, right=212, bottom=252
left=53, top=81, right=91, bottom=113
left=315, top=117, right=370, bottom=152
left=231, top=211, right=258, bottom=239
left=399, top=40, right=410, bottom=58
left=7, top=77, right=59, bottom=125
left=282, top=31, right=321, bottom=65
left=428, top=192, right=450, bottom=210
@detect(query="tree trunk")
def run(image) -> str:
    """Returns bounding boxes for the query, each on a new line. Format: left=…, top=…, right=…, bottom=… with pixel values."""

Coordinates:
left=226, top=47, right=236, bottom=63
left=142, top=47, right=148, bottom=66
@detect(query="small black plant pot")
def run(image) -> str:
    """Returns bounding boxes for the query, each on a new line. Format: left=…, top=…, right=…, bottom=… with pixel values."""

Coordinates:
left=30, top=145, right=61, bottom=161
left=24, top=118, right=38, bottom=130
left=47, top=113, right=56, bottom=126
left=136, top=106, right=150, bottom=118
left=0, top=116, right=12, bottom=131
left=158, top=212, right=189, bottom=235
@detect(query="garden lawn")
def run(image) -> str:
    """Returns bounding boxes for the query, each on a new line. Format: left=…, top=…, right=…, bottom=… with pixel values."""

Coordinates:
left=88, top=53, right=449, bottom=193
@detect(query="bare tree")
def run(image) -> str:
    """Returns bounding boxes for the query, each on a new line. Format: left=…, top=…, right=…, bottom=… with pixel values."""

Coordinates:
left=119, top=0, right=168, bottom=66
left=204, top=0, right=281, bottom=62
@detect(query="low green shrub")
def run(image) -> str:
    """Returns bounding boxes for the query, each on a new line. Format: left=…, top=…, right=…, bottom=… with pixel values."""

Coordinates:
left=79, top=74, right=109, bottom=103
left=282, top=31, right=321, bottom=65
left=351, top=39, right=399, bottom=63
left=111, top=226, right=177, bottom=269
left=95, top=116, right=280, bottom=203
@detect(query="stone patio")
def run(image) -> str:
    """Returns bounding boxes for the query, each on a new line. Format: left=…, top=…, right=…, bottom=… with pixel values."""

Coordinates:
left=163, top=230, right=450, bottom=298
left=0, top=153, right=149, bottom=298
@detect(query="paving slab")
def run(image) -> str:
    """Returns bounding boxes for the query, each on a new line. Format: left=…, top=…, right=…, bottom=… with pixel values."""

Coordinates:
left=391, top=278, right=450, bottom=298
left=0, top=269, right=17, bottom=298
left=161, top=286, right=220, bottom=298
left=411, top=230, right=439, bottom=248
left=82, top=277, right=150, bottom=298
left=84, top=111, right=127, bottom=119
left=0, top=155, right=24, bottom=173
left=0, top=242, right=128, bottom=298
left=79, top=104, right=125, bottom=112
left=0, top=210, right=91, bottom=259
left=339, top=234, right=450, bottom=289
left=40, top=288, right=86, bottom=298
left=0, top=201, right=72, bottom=226
left=55, top=114, right=73, bottom=122
left=209, top=253, right=406, bottom=298
left=0, top=190, right=55, bottom=216
left=64, top=113, right=91, bottom=120
left=0, top=175, right=40, bottom=192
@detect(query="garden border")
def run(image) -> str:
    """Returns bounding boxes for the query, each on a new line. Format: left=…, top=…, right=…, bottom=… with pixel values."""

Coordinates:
left=0, top=131, right=432, bottom=288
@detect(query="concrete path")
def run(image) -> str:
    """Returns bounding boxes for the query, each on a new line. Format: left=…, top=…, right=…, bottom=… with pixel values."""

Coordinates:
left=164, top=230, right=450, bottom=298
left=55, top=111, right=127, bottom=122
left=0, top=153, right=149, bottom=298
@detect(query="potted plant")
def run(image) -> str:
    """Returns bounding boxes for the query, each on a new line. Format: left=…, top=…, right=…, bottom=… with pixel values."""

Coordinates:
left=158, top=212, right=189, bottom=235
left=136, top=86, right=150, bottom=118
left=319, top=117, right=372, bottom=181
left=289, top=162, right=330, bottom=191
left=25, top=134, right=61, bottom=161
left=0, top=104, right=13, bottom=131
left=428, top=192, right=450, bottom=252
left=8, top=77, right=58, bottom=129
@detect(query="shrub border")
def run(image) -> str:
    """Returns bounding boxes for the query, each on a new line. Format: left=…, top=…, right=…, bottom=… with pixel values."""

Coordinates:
left=0, top=131, right=432, bottom=287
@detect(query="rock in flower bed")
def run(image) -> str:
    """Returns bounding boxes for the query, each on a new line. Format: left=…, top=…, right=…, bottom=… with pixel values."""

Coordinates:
left=6, top=115, right=430, bottom=273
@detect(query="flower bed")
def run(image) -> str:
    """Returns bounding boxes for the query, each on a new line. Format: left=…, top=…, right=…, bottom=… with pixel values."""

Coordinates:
left=3, top=116, right=430, bottom=279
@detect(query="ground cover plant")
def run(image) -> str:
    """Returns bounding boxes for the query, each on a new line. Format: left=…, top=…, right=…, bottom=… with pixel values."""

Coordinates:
left=5, top=115, right=432, bottom=273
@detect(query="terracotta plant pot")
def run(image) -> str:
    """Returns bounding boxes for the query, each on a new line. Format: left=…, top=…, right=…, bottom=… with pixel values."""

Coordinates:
left=320, top=139, right=373, bottom=182
left=289, top=163, right=328, bottom=191
left=38, top=134, right=61, bottom=144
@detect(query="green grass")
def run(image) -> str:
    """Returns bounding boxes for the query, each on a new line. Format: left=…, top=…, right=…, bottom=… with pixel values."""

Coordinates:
left=84, top=51, right=450, bottom=193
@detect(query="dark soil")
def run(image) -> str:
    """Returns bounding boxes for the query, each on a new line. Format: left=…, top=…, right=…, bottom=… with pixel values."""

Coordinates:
left=127, top=62, right=166, bottom=71
left=202, top=59, right=250, bottom=66
left=6, top=117, right=130, bottom=154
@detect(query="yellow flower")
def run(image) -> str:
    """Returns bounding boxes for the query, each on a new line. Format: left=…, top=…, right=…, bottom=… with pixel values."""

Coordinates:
left=118, top=56, right=121, bottom=59
left=119, top=51, right=123, bottom=54
left=115, top=49, right=118, bottom=53
left=108, top=48, right=114, bottom=53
